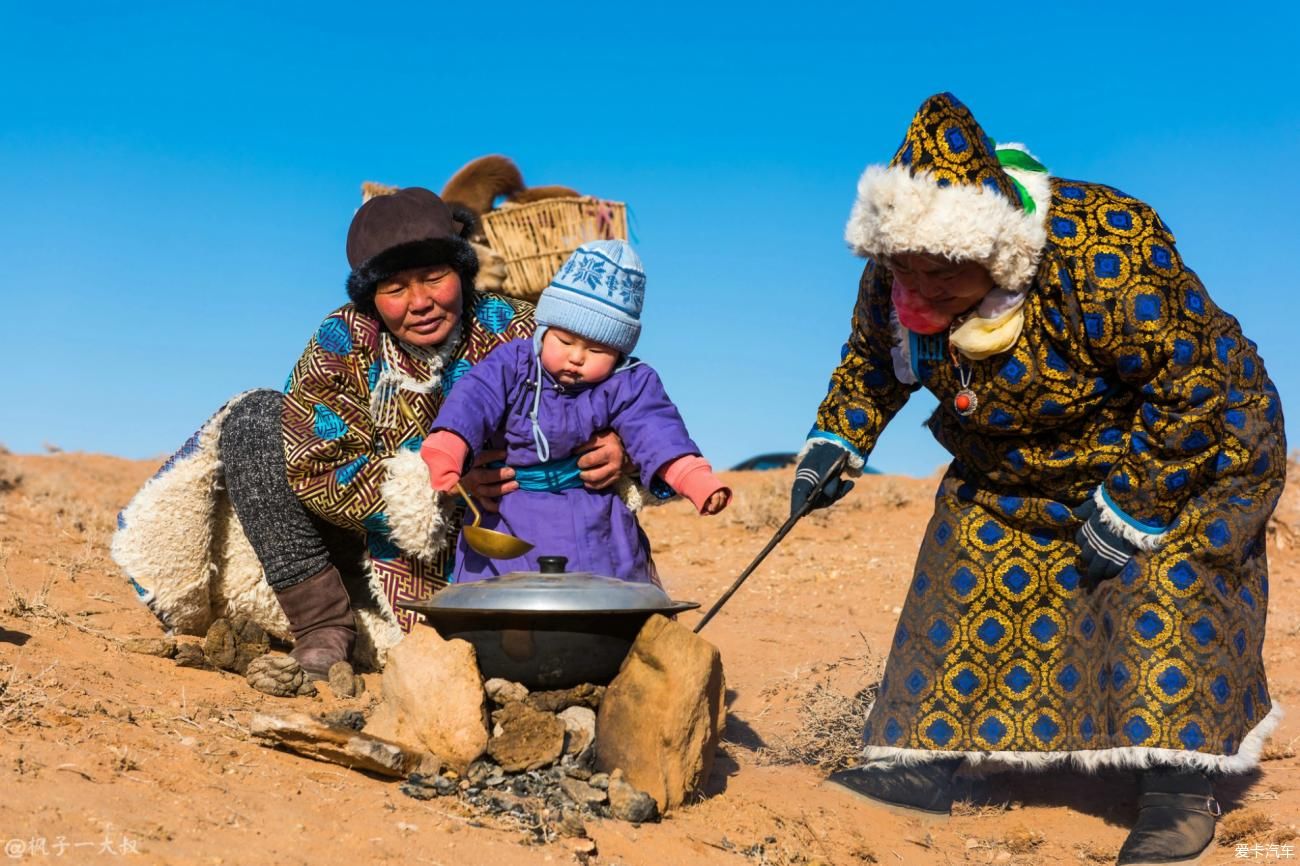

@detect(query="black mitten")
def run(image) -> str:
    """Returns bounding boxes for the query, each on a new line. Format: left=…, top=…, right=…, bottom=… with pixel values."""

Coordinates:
left=1073, top=498, right=1137, bottom=590
left=790, top=443, right=854, bottom=517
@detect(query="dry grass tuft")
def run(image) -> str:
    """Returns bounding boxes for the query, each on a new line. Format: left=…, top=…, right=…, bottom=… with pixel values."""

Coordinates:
left=109, top=746, right=139, bottom=773
left=0, top=663, right=56, bottom=727
left=756, top=641, right=882, bottom=771
left=1218, top=809, right=1273, bottom=845
left=952, top=799, right=1013, bottom=818
left=2, top=543, right=51, bottom=619
left=1260, top=736, right=1298, bottom=761
left=4, top=567, right=59, bottom=620
left=1270, top=513, right=1298, bottom=551
left=1003, top=827, right=1044, bottom=854
left=1075, top=841, right=1113, bottom=863
left=3, top=556, right=115, bottom=642
left=726, top=475, right=788, bottom=532
left=0, top=457, right=20, bottom=493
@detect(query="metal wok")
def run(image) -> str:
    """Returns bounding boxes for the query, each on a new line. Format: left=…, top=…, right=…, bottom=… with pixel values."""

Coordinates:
left=399, top=556, right=698, bottom=689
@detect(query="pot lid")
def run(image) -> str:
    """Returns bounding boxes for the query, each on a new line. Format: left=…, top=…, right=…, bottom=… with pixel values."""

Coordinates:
left=421, top=556, right=690, bottom=614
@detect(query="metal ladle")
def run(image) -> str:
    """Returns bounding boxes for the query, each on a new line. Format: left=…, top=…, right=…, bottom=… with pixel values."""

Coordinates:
left=456, top=482, right=535, bottom=560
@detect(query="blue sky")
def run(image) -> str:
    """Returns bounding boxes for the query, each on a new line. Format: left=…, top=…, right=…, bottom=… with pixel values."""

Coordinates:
left=2, top=4, right=1297, bottom=476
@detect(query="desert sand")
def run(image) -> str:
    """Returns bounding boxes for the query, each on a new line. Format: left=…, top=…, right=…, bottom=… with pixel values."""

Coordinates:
left=0, top=451, right=1295, bottom=866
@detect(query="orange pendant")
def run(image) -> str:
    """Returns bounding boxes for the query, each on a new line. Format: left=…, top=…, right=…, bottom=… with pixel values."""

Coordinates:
left=954, top=389, right=978, bottom=416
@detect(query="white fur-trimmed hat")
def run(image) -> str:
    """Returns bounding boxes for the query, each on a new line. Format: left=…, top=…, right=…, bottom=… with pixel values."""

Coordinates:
left=845, top=93, right=1052, bottom=293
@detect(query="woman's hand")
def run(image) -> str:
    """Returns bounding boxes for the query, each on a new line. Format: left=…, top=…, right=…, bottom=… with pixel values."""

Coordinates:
left=1073, top=498, right=1137, bottom=590
left=576, top=430, right=626, bottom=491
left=460, top=449, right=517, bottom=513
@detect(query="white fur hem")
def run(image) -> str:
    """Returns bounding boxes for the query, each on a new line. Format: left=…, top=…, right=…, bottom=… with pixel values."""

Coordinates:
left=860, top=703, right=1283, bottom=775
left=111, top=390, right=260, bottom=634
left=353, top=560, right=406, bottom=670
left=844, top=164, right=1048, bottom=293
left=798, top=436, right=866, bottom=476
left=1093, top=486, right=1168, bottom=551
left=379, top=450, right=452, bottom=562
left=614, top=476, right=646, bottom=513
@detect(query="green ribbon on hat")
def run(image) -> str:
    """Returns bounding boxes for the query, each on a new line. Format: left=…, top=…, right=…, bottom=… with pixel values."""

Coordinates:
left=994, top=145, right=1048, bottom=215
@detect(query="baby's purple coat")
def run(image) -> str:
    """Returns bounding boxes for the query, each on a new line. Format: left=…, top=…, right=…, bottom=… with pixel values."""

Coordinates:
left=433, top=339, right=700, bottom=582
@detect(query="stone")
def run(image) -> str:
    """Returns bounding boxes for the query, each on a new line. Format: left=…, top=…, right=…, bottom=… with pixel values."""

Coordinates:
left=364, top=627, right=488, bottom=772
left=246, top=653, right=316, bottom=698
left=230, top=618, right=270, bottom=675
left=123, top=637, right=176, bottom=658
left=320, top=709, right=366, bottom=731
left=607, top=769, right=659, bottom=824
left=587, top=772, right=609, bottom=790
left=557, top=705, right=596, bottom=757
left=173, top=643, right=208, bottom=668
left=559, top=776, right=607, bottom=809
left=564, top=837, right=597, bottom=857
left=595, top=614, right=725, bottom=812
left=467, top=759, right=504, bottom=787
left=202, top=618, right=237, bottom=670
left=562, top=760, right=592, bottom=780
left=484, top=678, right=528, bottom=706
left=526, top=683, right=604, bottom=713
left=327, top=661, right=365, bottom=699
left=250, top=712, right=440, bottom=779
left=557, top=809, right=588, bottom=839
left=401, top=772, right=459, bottom=799
left=486, top=702, right=565, bottom=772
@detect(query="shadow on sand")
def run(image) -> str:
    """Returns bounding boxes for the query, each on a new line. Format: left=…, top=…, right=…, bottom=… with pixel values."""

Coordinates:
left=960, top=766, right=1265, bottom=828
left=0, top=626, right=31, bottom=646
left=703, top=689, right=768, bottom=798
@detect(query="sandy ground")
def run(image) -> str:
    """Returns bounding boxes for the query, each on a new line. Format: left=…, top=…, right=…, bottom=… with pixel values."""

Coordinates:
left=0, top=451, right=1297, bottom=866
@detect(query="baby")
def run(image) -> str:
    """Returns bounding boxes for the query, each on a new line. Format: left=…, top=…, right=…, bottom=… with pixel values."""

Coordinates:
left=420, top=240, right=729, bottom=583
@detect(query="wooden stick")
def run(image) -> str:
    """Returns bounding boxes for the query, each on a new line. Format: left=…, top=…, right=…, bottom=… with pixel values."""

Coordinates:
left=250, top=712, right=442, bottom=779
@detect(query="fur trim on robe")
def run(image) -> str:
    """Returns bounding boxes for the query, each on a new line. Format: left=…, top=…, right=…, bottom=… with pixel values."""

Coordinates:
left=859, top=703, right=1283, bottom=775
left=110, top=392, right=403, bottom=670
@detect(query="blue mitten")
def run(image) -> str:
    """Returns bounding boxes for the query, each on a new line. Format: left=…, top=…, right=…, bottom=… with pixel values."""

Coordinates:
left=1073, top=498, right=1137, bottom=590
left=790, top=443, right=854, bottom=517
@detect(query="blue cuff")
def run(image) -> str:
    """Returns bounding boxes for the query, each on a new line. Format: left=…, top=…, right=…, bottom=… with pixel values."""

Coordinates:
left=805, top=428, right=864, bottom=461
left=1099, top=484, right=1167, bottom=534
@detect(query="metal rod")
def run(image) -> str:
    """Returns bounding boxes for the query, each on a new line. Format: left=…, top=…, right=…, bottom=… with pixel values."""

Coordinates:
left=694, top=451, right=849, bottom=633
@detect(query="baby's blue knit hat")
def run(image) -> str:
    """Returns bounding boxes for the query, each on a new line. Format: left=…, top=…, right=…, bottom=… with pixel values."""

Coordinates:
left=536, top=240, right=645, bottom=354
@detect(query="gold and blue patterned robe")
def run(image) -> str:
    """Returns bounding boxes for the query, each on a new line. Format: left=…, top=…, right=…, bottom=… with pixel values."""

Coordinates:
left=816, top=96, right=1285, bottom=771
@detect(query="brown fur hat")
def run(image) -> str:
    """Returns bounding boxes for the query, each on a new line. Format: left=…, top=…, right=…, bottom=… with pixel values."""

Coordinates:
left=344, top=187, right=479, bottom=317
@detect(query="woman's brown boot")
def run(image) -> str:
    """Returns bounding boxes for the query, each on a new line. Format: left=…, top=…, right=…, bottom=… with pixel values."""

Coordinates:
left=273, top=565, right=356, bottom=679
left=825, top=757, right=963, bottom=818
left=1116, top=768, right=1219, bottom=866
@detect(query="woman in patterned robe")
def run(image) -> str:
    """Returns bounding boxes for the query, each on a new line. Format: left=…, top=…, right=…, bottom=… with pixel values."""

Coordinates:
left=792, top=94, right=1285, bottom=865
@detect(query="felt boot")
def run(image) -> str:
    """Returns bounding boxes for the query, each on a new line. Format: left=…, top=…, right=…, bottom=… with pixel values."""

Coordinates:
left=1116, top=768, right=1219, bottom=866
left=825, top=757, right=962, bottom=818
left=274, top=565, right=356, bottom=680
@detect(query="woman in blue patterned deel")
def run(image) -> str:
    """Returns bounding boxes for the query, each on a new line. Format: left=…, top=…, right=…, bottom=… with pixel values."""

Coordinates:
left=790, top=93, right=1285, bottom=865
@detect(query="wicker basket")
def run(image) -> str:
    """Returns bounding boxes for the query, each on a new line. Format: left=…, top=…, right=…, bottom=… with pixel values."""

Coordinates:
left=481, top=196, right=628, bottom=300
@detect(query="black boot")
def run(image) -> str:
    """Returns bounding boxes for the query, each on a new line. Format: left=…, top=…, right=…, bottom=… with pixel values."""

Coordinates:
left=274, top=565, right=357, bottom=680
left=825, top=757, right=962, bottom=817
left=1116, top=768, right=1219, bottom=866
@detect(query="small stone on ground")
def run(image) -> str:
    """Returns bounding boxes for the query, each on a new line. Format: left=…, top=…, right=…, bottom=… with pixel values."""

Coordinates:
left=123, top=637, right=176, bottom=658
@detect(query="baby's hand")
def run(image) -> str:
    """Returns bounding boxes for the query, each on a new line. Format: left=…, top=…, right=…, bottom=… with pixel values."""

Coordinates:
left=701, top=488, right=731, bottom=516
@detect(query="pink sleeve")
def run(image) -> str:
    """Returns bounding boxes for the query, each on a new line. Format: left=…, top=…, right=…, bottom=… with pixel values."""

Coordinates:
left=662, top=455, right=730, bottom=513
left=420, top=431, right=469, bottom=493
